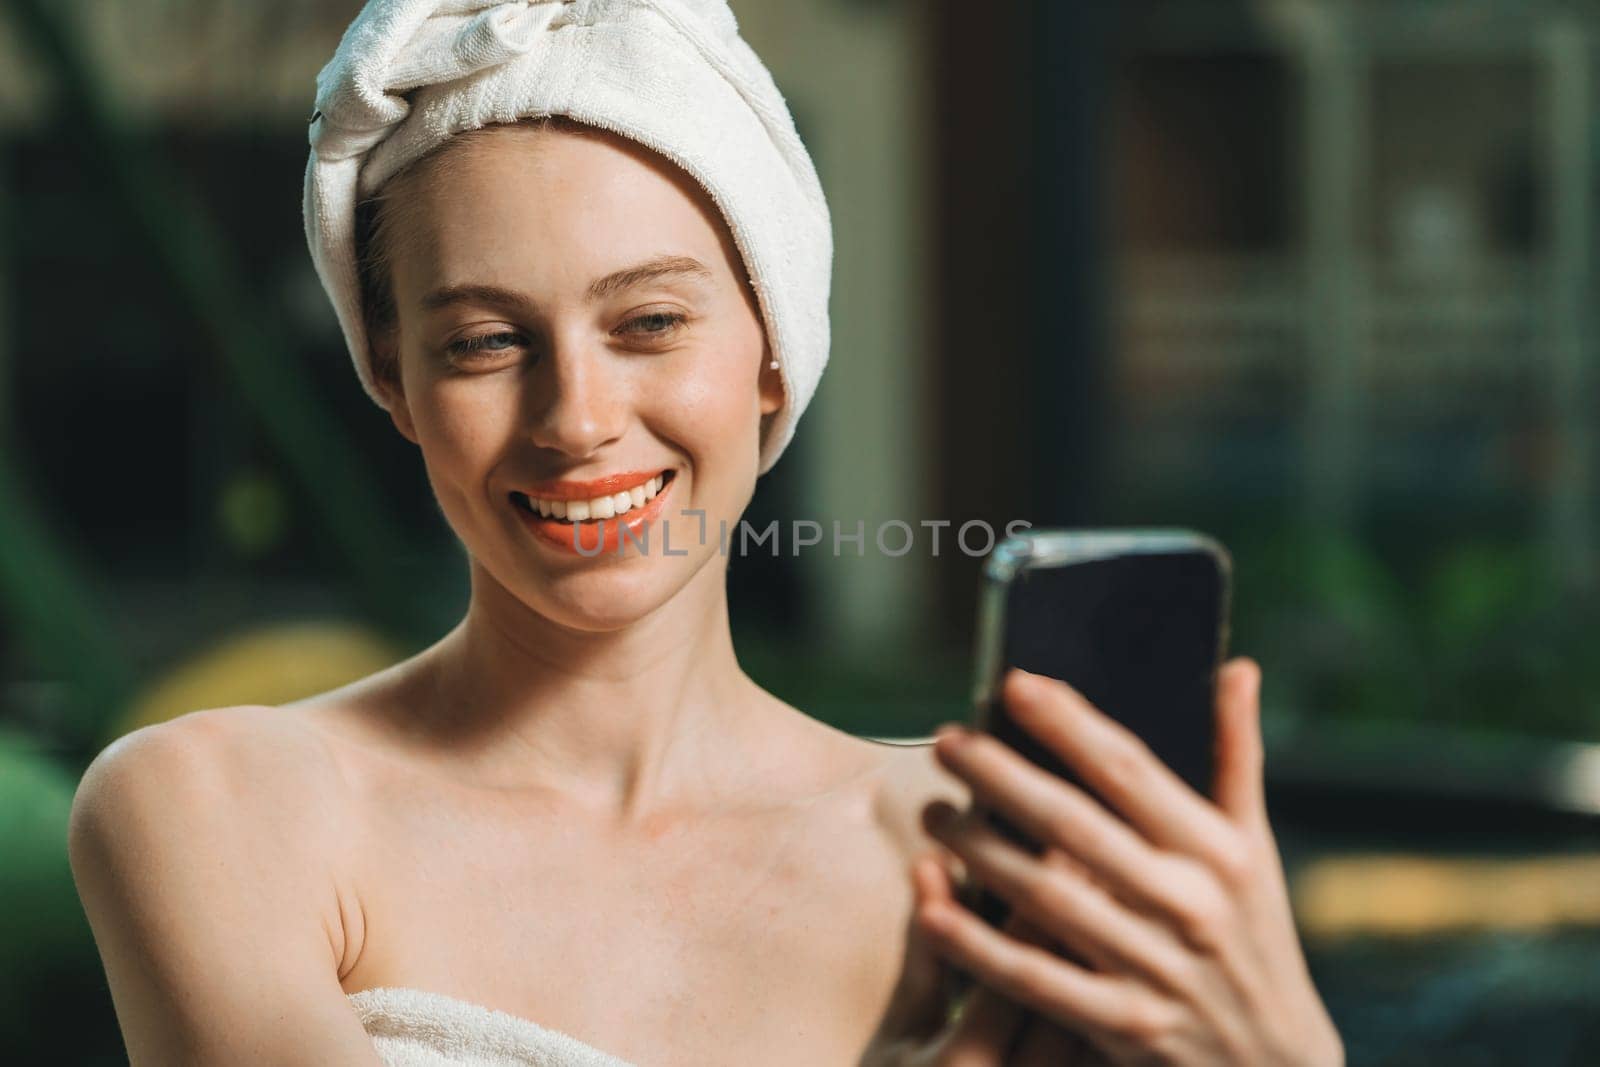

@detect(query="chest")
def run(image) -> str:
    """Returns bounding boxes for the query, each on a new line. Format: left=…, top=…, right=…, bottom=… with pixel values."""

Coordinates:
left=341, top=785, right=913, bottom=1066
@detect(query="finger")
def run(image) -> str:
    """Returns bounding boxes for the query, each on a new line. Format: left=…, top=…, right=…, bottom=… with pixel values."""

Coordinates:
left=981, top=668, right=1239, bottom=868
left=875, top=854, right=960, bottom=1040
left=996, top=888, right=1061, bottom=953
left=923, top=800, right=1192, bottom=984
left=1210, top=657, right=1267, bottom=829
left=1003, top=943, right=1172, bottom=1067
left=917, top=851, right=995, bottom=1012
left=917, top=882, right=1162, bottom=1040
left=930, top=726, right=1223, bottom=928
left=915, top=849, right=968, bottom=911
left=923, top=865, right=1044, bottom=1066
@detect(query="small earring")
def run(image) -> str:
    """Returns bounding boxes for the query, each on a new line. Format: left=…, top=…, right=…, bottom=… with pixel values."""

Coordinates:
left=768, top=360, right=779, bottom=370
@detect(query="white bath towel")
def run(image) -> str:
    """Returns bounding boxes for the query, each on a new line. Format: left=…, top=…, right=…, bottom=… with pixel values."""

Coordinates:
left=304, top=0, right=833, bottom=474
left=349, top=987, right=639, bottom=1066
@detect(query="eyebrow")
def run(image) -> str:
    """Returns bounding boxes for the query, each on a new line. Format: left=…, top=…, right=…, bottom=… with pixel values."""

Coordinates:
left=420, top=254, right=714, bottom=312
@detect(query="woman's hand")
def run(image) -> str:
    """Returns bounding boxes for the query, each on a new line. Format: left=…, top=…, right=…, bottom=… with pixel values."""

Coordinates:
left=912, top=659, right=1342, bottom=1066
left=861, top=849, right=1091, bottom=1066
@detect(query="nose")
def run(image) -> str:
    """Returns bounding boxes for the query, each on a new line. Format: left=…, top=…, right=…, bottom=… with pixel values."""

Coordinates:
left=524, top=334, right=629, bottom=459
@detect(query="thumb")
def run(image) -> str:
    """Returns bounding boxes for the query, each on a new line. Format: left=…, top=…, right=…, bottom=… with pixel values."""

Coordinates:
left=1211, top=656, right=1266, bottom=827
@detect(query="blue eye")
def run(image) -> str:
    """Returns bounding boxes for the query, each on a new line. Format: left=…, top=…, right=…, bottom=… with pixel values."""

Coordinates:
left=619, top=312, right=687, bottom=337
left=447, top=331, right=526, bottom=360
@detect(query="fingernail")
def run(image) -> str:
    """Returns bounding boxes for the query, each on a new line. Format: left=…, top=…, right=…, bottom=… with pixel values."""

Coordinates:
left=934, top=724, right=969, bottom=747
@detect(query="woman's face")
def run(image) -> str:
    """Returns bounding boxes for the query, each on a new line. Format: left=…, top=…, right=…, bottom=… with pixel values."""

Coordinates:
left=373, top=122, right=782, bottom=631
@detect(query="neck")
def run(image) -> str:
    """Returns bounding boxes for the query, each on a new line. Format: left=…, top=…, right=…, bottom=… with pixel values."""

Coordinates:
left=416, top=552, right=769, bottom=820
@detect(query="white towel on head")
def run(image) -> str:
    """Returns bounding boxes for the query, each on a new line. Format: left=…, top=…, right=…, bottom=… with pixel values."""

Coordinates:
left=303, top=0, right=832, bottom=474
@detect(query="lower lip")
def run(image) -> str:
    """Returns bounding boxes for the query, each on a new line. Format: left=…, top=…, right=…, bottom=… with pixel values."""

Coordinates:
left=516, top=475, right=676, bottom=556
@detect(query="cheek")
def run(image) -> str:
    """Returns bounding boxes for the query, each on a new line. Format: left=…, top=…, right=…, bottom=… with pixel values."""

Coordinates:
left=405, top=369, right=524, bottom=488
left=650, top=327, right=766, bottom=457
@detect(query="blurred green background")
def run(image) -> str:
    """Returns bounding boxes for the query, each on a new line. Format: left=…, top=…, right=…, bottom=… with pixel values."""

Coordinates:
left=2, top=0, right=1599, bottom=1063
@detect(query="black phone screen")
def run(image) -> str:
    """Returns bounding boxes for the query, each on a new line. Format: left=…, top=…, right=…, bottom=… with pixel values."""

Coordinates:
left=968, top=544, right=1228, bottom=929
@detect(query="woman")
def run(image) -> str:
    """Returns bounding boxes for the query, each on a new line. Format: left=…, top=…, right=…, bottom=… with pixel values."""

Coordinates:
left=67, top=1, right=1342, bottom=1064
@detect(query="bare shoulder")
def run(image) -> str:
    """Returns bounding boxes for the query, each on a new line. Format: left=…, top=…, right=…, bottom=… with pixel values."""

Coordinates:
left=69, top=706, right=379, bottom=1064
left=71, top=703, right=349, bottom=850
left=866, top=736, right=972, bottom=863
left=67, top=702, right=357, bottom=959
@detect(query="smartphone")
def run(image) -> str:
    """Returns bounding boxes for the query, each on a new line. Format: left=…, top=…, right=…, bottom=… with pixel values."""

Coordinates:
left=957, top=528, right=1232, bottom=932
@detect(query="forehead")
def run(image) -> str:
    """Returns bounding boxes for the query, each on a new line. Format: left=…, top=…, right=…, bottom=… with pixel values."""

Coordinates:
left=383, top=123, right=746, bottom=292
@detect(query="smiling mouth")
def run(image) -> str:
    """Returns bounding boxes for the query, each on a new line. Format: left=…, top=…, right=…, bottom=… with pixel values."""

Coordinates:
left=510, top=470, right=675, bottom=524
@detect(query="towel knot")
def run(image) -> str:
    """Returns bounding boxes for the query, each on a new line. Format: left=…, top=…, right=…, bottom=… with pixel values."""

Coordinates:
left=309, top=0, right=574, bottom=163
left=308, top=0, right=742, bottom=164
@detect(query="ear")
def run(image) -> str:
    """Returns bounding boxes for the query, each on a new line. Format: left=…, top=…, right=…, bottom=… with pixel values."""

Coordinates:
left=370, top=332, right=419, bottom=445
left=757, top=343, right=784, bottom=417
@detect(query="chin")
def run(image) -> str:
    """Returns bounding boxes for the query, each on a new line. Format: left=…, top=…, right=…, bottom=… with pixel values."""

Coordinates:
left=522, top=557, right=707, bottom=633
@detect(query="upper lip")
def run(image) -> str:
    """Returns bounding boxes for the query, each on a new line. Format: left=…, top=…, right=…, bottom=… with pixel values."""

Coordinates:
left=516, top=468, right=671, bottom=501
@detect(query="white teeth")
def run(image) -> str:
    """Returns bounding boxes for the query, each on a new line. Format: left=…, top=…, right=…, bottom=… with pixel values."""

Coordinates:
left=525, top=472, right=670, bottom=522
